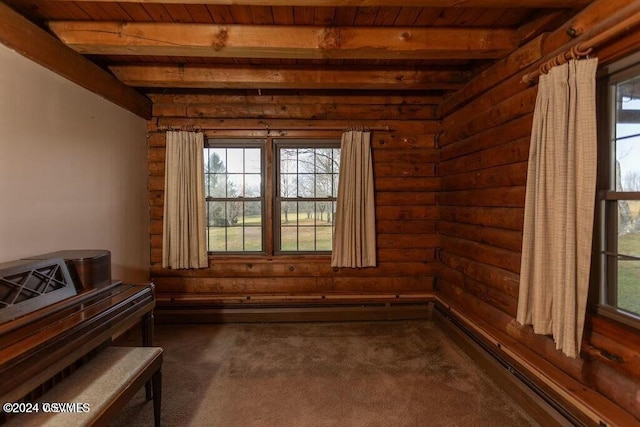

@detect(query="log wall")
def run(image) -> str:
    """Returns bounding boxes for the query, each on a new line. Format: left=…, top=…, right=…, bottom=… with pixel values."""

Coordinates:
left=436, top=0, right=640, bottom=420
left=145, top=0, right=640, bottom=419
left=148, top=92, right=440, bottom=299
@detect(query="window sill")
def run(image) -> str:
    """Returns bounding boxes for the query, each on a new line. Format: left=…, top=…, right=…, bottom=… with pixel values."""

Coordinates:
left=596, top=304, right=640, bottom=330
left=206, top=254, right=332, bottom=263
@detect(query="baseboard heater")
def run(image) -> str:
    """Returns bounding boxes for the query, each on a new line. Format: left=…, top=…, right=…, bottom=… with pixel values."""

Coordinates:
left=155, top=300, right=433, bottom=324
left=433, top=303, right=589, bottom=427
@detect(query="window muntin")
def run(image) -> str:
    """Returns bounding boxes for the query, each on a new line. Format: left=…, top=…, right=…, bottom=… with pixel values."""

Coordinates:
left=204, top=140, right=264, bottom=253
left=599, top=66, right=640, bottom=319
left=275, top=140, right=340, bottom=253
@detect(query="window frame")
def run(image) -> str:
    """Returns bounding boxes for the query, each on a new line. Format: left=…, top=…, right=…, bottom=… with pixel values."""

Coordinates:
left=595, top=54, right=640, bottom=328
left=204, top=138, right=266, bottom=255
left=204, top=136, right=341, bottom=257
left=274, top=139, right=341, bottom=255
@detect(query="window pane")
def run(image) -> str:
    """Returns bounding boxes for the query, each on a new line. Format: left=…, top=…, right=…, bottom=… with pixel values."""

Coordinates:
left=226, top=226, right=243, bottom=251
left=206, top=173, right=226, bottom=197
left=226, top=148, right=244, bottom=173
left=245, top=174, right=261, bottom=197
left=615, top=76, right=640, bottom=191
left=617, top=75, right=640, bottom=121
left=281, top=226, right=297, bottom=251
left=224, top=201, right=241, bottom=225
left=281, top=202, right=298, bottom=226
left=244, top=227, right=262, bottom=251
left=245, top=149, right=261, bottom=173
left=315, top=201, right=334, bottom=223
left=207, top=227, right=226, bottom=252
left=298, top=227, right=315, bottom=251
left=618, top=260, right=640, bottom=315
left=619, top=207, right=640, bottom=261
left=205, top=147, right=227, bottom=197
left=276, top=142, right=339, bottom=253
left=205, top=142, right=264, bottom=253
left=207, top=201, right=227, bottom=226
left=205, top=149, right=226, bottom=173
left=316, top=225, right=333, bottom=251
left=244, top=201, right=262, bottom=224
left=298, top=149, right=314, bottom=173
left=299, top=201, right=314, bottom=223
left=618, top=200, right=640, bottom=238
left=316, top=174, right=333, bottom=197
left=281, top=174, right=297, bottom=198
left=315, top=148, right=333, bottom=173
left=614, top=133, right=640, bottom=191
left=227, top=174, right=243, bottom=197
left=299, top=174, right=314, bottom=197
left=281, top=149, right=296, bottom=172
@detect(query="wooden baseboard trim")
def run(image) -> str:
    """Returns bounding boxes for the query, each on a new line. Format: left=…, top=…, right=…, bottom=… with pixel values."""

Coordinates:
left=156, top=292, right=436, bottom=305
left=155, top=298, right=435, bottom=324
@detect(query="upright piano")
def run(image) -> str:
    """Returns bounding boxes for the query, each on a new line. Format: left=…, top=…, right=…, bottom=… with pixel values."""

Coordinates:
left=0, top=250, right=155, bottom=414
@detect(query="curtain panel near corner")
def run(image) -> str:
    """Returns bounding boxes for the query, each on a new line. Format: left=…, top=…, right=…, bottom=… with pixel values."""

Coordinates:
left=331, top=130, right=376, bottom=268
left=162, top=131, right=208, bottom=269
left=516, top=58, right=598, bottom=358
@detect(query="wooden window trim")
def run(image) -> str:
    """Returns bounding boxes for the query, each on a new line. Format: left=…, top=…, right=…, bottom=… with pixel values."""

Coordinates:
left=594, top=56, right=640, bottom=330
left=205, top=139, right=266, bottom=255
left=274, top=139, right=341, bottom=255
left=205, top=136, right=340, bottom=258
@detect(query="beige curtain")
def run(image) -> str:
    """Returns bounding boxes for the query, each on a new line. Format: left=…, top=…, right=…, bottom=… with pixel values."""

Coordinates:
left=331, top=130, right=376, bottom=268
left=162, top=131, right=208, bottom=269
left=517, top=58, right=598, bottom=358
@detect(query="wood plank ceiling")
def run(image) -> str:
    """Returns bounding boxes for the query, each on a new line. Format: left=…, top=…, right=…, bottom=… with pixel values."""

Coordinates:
left=4, top=0, right=591, bottom=95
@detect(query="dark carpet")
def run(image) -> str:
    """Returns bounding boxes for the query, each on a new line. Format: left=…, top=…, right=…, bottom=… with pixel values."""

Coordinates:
left=112, top=320, right=538, bottom=426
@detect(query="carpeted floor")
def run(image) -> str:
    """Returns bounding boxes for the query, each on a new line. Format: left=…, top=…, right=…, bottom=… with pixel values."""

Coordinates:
left=112, top=320, right=538, bottom=427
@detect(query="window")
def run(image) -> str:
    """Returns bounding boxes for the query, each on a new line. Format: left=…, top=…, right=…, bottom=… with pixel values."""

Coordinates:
left=204, top=138, right=340, bottom=255
left=276, top=140, right=340, bottom=253
left=597, top=58, right=640, bottom=323
left=205, top=140, right=264, bottom=253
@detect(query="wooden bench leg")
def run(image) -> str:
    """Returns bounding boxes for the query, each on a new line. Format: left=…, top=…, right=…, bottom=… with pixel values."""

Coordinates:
left=152, top=369, right=162, bottom=427
left=142, top=311, right=155, bottom=400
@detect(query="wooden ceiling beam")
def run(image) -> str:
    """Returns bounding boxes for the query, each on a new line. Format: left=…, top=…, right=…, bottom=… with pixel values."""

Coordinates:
left=516, top=10, right=569, bottom=45
left=109, top=65, right=471, bottom=90
left=50, top=0, right=592, bottom=8
left=0, top=3, right=151, bottom=119
left=50, top=22, right=518, bottom=60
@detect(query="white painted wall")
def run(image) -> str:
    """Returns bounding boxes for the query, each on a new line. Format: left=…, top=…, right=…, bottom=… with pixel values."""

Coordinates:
left=0, top=44, right=150, bottom=282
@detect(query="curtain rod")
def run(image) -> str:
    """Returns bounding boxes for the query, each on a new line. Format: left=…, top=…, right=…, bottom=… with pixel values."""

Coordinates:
left=157, top=125, right=391, bottom=132
left=522, top=2, right=640, bottom=84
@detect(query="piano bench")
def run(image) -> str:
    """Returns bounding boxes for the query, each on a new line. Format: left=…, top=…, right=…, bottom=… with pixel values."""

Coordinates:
left=5, top=346, right=163, bottom=427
